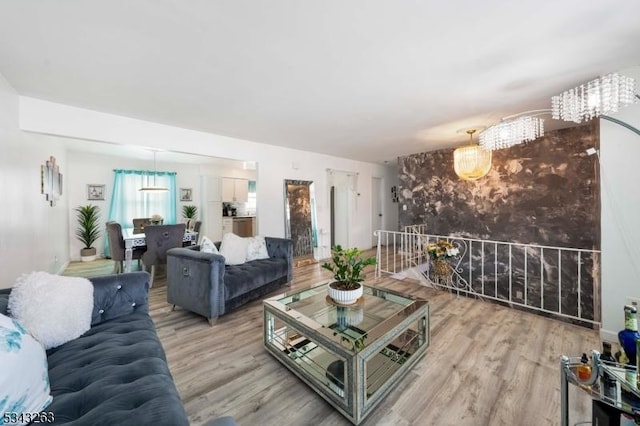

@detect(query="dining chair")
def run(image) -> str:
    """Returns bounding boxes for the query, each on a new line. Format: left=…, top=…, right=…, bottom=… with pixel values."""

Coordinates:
left=192, top=220, right=202, bottom=244
left=106, top=221, right=144, bottom=273
left=142, top=224, right=186, bottom=287
left=132, top=217, right=152, bottom=234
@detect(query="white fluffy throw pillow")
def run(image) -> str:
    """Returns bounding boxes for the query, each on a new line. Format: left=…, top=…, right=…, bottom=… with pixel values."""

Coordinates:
left=219, top=233, right=249, bottom=265
left=246, top=236, right=270, bottom=261
left=9, top=272, right=94, bottom=350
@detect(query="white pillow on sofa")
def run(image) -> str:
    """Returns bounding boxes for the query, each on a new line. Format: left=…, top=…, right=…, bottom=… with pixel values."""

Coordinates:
left=0, top=313, right=53, bottom=425
left=8, top=271, right=94, bottom=350
left=246, top=236, right=270, bottom=261
left=219, top=233, right=249, bottom=265
left=200, top=236, right=219, bottom=254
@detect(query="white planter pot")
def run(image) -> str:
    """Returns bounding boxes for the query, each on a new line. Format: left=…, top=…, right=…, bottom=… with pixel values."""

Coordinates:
left=327, top=283, right=363, bottom=305
left=80, top=247, right=97, bottom=262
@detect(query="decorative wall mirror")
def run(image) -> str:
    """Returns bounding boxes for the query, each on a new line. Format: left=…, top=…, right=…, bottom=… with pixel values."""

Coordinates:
left=41, top=155, right=63, bottom=206
left=283, top=179, right=317, bottom=266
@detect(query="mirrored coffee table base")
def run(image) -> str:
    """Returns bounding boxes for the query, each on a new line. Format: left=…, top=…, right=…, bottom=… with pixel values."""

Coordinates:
left=263, top=283, right=430, bottom=425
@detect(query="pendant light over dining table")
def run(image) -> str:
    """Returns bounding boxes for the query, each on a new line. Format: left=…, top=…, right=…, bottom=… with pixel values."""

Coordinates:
left=139, top=150, right=169, bottom=192
left=453, top=129, right=492, bottom=181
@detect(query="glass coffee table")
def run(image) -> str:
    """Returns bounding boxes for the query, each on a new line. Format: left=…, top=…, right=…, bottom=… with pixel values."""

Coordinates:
left=263, top=282, right=430, bottom=425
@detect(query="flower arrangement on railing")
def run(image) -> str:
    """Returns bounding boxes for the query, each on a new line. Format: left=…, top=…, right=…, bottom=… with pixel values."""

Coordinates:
left=425, top=240, right=459, bottom=260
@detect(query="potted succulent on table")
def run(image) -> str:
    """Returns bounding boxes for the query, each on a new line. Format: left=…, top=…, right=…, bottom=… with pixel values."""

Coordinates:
left=75, top=204, right=101, bottom=262
left=322, top=245, right=377, bottom=305
left=181, top=205, right=198, bottom=230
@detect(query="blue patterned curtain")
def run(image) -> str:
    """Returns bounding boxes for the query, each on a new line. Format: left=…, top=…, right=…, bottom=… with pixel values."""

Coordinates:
left=104, top=169, right=177, bottom=256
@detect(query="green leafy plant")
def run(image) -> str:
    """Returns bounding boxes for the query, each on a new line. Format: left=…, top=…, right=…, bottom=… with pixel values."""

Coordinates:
left=334, top=331, right=367, bottom=352
left=321, top=245, right=377, bottom=290
left=181, top=205, right=198, bottom=220
left=75, top=204, right=101, bottom=249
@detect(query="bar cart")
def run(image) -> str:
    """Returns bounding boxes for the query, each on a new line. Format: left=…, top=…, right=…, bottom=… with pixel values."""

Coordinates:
left=561, top=350, right=640, bottom=425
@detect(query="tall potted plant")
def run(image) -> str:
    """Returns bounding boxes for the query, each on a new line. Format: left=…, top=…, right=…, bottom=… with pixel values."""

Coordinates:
left=75, top=204, right=101, bottom=262
left=181, top=205, right=198, bottom=230
left=322, top=245, right=376, bottom=305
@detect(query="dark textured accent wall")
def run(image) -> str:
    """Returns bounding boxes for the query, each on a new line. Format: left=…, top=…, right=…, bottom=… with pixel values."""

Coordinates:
left=397, top=122, right=600, bottom=325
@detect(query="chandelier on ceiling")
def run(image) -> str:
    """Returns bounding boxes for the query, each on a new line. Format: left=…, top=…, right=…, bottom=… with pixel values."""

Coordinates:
left=552, top=72, right=637, bottom=123
left=477, top=72, right=638, bottom=151
left=139, top=150, right=169, bottom=192
left=453, top=129, right=492, bottom=181
left=479, top=114, right=545, bottom=151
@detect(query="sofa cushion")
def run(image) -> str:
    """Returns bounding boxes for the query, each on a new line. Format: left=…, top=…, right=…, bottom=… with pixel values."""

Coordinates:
left=0, top=313, right=53, bottom=425
left=90, top=271, right=150, bottom=325
left=224, top=257, right=289, bottom=300
left=246, top=236, right=270, bottom=261
left=8, top=272, right=94, bottom=349
left=200, top=236, right=219, bottom=254
left=45, top=311, right=188, bottom=425
left=219, top=233, right=249, bottom=265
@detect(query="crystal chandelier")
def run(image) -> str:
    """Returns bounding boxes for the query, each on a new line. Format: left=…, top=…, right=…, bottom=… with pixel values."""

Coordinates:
left=551, top=72, right=637, bottom=123
left=479, top=115, right=545, bottom=150
left=454, top=129, right=492, bottom=181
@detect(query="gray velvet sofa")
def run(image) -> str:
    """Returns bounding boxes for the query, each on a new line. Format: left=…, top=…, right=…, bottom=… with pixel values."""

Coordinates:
left=166, top=236, right=293, bottom=324
left=0, top=272, right=189, bottom=426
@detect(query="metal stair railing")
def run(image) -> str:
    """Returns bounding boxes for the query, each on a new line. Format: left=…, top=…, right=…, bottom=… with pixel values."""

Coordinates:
left=374, top=228, right=601, bottom=326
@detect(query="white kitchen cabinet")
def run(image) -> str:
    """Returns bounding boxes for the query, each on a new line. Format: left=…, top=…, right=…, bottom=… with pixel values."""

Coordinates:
left=222, top=218, right=233, bottom=235
left=204, top=176, right=221, bottom=202
left=222, top=178, right=248, bottom=202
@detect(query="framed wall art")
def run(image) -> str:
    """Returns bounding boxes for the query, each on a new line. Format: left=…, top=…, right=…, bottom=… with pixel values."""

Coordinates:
left=180, top=188, right=193, bottom=202
left=87, top=184, right=105, bottom=200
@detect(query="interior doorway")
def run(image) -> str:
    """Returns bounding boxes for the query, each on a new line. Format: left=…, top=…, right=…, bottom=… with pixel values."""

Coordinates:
left=328, top=170, right=356, bottom=249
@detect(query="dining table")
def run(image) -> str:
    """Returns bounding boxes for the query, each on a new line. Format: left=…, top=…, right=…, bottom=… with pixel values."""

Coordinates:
left=122, top=227, right=199, bottom=273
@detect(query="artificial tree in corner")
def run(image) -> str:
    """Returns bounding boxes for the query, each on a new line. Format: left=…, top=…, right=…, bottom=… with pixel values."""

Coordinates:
left=322, top=245, right=376, bottom=305
left=181, top=205, right=198, bottom=230
left=75, top=204, right=101, bottom=262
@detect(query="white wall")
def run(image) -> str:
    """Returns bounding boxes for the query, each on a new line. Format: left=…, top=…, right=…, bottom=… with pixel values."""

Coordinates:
left=19, top=97, right=398, bottom=263
left=600, top=65, right=640, bottom=340
left=0, top=76, right=69, bottom=287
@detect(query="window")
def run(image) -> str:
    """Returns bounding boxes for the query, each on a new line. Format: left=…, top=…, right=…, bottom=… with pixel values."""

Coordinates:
left=246, top=180, right=257, bottom=214
left=107, top=169, right=178, bottom=226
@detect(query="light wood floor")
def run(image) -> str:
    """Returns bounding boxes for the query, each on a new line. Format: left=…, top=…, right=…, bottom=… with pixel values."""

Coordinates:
left=66, top=258, right=600, bottom=425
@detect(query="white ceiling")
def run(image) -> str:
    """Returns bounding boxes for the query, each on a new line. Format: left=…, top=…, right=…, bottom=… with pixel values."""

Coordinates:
left=1, top=1, right=639, bottom=164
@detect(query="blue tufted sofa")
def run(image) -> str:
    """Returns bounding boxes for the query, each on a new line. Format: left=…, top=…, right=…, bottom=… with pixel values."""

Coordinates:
left=166, top=236, right=293, bottom=324
left=0, top=271, right=189, bottom=426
